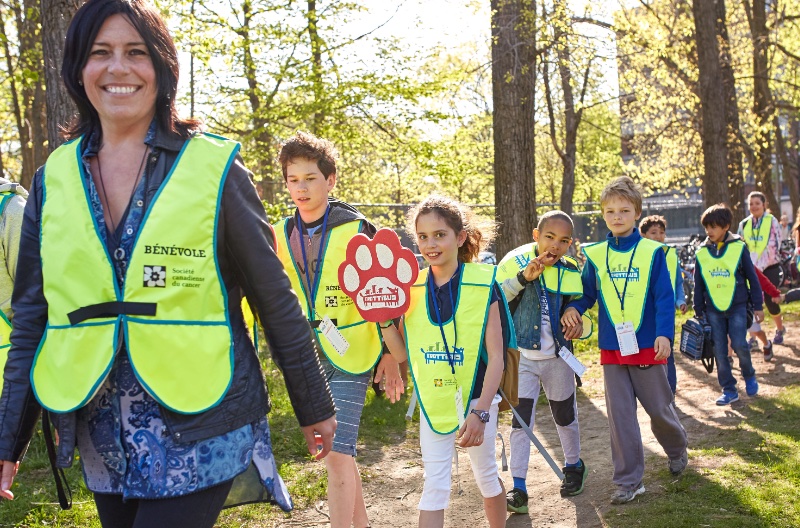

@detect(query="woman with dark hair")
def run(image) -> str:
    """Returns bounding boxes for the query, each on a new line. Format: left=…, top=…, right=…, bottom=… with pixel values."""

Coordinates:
left=0, top=0, right=336, bottom=526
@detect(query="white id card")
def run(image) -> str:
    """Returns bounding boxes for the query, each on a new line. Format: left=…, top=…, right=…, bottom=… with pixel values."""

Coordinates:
left=319, top=316, right=350, bottom=356
left=558, top=346, right=587, bottom=377
left=455, top=386, right=465, bottom=428
left=615, top=321, right=639, bottom=356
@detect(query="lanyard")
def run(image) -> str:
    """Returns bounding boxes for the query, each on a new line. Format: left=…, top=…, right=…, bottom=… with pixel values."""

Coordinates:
left=297, top=205, right=331, bottom=318
left=428, top=264, right=460, bottom=375
left=540, top=265, right=566, bottom=346
left=605, top=241, right=639, bottom=319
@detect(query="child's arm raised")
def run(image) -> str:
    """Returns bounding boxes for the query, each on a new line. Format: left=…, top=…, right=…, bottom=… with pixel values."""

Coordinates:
left=457, top=302, right=503, bottom=449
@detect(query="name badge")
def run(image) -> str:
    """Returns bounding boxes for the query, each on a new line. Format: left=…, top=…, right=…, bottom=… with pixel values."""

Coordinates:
left=455, top=386, right=465, bottom=428
left=319, top=316, right=350, bottom=356
left=558, top=346, right=587, bottom=377
left=615, top=321, right=639, bottom=356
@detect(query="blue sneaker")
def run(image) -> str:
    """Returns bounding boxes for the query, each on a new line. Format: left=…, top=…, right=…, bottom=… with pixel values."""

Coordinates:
left=774, top=329, right=785, bottom=345
left=745, top=376, right=759, bottom=396
left=716, top=391, right=739, bottom=406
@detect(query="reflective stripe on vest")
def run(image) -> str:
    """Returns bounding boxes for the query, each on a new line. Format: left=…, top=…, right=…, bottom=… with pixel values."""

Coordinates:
left=274, top=217, right=382, bottom=374
left=33, top=134, right=239, bottom=414
left=496, top=243, right=582, bottom=295
left=405, top=264, right=495, bottom=435
left=695, top=241, right=745, bottom=312
left=743, top=213, right=773, bottom=258
left=0, top=193, right=15, bottom=396
left=582, top=238, right=662, bottom=332
left=665, top=246, right=679, bottom=296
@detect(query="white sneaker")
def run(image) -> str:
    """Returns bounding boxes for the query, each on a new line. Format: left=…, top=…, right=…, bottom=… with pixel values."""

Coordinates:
left=610, top=483, right=645, bottom=504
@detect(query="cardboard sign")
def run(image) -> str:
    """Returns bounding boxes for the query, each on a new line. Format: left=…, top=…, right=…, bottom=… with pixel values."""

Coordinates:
left=338, top=228, right=419, bottom=322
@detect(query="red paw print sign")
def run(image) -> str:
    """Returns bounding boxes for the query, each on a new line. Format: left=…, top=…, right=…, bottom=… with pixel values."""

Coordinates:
left=338, top=228, right=419, bottom=322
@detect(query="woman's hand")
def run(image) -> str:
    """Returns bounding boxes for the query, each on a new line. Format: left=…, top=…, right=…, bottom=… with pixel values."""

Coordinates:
left=456, top=413, right=487, bottom=448
left=0, top=460, right=19, bottom=500
left=301, top=416, right=337, bottom=461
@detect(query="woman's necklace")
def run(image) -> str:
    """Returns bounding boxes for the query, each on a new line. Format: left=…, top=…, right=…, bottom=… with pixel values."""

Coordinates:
left=96, top=144, right=149, bottom=235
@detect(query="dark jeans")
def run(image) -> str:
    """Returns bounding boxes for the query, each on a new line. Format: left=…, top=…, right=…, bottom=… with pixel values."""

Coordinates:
left=93, top=479, right=233, bottom=528
left=707, top=308, right=755, bottom=394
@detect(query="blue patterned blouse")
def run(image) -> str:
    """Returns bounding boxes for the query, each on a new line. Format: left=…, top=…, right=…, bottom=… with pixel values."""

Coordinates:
left=74, top=127, right=292, bottom=509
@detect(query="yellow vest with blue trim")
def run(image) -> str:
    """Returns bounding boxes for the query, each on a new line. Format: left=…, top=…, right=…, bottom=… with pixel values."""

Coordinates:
left=695, top=241, right=746, bottom=312
left=664, top=246, right=679, bottom=296
left=405, top=264, right=495, bottom=435
left=743, top=213, right=774, bottom=258
left=274, top=218, right=382, bottom=375
left=32, top=133, right=239, bottom=414
left=497, top=243, right=583, bottom=295
left=0, top=192, right=15, bottom=396
left=583, top=238, right=662, bottom=332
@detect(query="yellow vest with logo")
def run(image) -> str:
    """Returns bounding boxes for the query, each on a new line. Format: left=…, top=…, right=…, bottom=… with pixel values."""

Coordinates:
left=0, top=193, right=15, bottom=396
left=664, top=246, right=679, bottom=296
left=405, top=264, right=495, bottom=435
left=274, top=218, right=382, bottom=375
left=32, top=133, right=239, bottom=414
left=497, top=243, right=582, bottom=295
left=695, top=241, right=746, bottom=312
left=743, top=213, right=774, bottom=258
left=583, top=238, right=662, bottom=332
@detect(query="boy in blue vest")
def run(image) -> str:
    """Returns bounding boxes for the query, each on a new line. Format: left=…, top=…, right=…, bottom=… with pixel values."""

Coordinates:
left=497, top=211, right=587, bottom=514
left=693, top=204, right=763, bottom=406
left=639, top=215, right=687, bottom=395
left=562, top=176, right=687, bottom=505
left=276, top=132, right=406, bottom=528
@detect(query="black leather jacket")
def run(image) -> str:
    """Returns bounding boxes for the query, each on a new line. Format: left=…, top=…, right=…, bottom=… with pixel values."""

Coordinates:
left=0, top=128, right=335, bottom=463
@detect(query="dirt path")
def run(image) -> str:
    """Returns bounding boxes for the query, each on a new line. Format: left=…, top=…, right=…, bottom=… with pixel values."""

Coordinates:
left=285, top=325, right=800, bottom=527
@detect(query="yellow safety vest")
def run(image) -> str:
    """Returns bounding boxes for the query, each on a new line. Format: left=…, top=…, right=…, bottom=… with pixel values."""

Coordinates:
left=405, top=264, right=495, bottom=435
left=665, top=246, right=679, bottom=296
left=497, top=243, right=582, bottom=295
left=32, top=133, right=239, bottom=414
left=695, top=241, right=746, bottom=312
left=0, top=193, right=15, bottom=396
left=743, top=213, right=774, bottom=258
left=583, top=238, right=662, bottom=332
left=274, top=218, right=382, bottom=375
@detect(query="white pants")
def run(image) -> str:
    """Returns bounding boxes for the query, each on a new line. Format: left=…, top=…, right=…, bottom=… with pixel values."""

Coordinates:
left=418, top=394, right=503, bottom=511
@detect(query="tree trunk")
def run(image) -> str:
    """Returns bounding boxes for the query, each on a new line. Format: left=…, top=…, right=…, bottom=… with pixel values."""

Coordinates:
left=692, top=0, right=731, bottom=209
left=42, top=0, right=82, bottom=155
left=716, top=0, right=745, bottom=223
left=775, top=115, right=799, bottom=215
left=491, top=0, right=537, bottom=258
left=307, top=0, right=324, bottom=134
left=17, top=0, right=46, bottom=187
left=746, top=0, right=780, bottom=212
left=0, top=16, right=29, bottom=184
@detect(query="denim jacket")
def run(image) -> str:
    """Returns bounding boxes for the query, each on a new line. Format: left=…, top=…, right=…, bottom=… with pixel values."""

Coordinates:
left=504, top=266, right=578, bottom=353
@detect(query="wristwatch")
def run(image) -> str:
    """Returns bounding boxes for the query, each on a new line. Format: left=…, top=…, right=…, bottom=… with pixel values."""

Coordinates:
left=516, top=270, right=529, bottom=286
left=470, top=409, right=490, bottom=423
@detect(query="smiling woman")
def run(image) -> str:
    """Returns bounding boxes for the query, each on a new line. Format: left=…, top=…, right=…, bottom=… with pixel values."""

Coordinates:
left=0, top=1, right=337, bottom=526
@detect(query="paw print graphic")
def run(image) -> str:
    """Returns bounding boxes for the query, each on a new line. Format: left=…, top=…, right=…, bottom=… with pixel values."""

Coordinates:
left=338, top=228, right=419, bottom=322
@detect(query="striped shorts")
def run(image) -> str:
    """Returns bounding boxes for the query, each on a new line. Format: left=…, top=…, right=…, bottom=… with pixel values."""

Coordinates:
left=321, top=357, right=371, bottom=456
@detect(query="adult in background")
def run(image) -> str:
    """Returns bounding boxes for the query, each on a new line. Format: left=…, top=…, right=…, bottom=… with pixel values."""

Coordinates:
left=0, top=178, right=27, bottom=396
left=738, top=191, right=787, bottom=349
left=0, top=1, right=335, bottom=526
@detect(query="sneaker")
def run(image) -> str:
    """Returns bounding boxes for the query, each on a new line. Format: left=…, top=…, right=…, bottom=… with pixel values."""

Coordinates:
left=749, top=336, right=761, bottom=352
left=745, top=375, right=759, bottom=396
left=716, top=391, right=739, bottom=405
left=560, top=460, right=587, bottom=497
left=506, top=487, right=528, bottom=514
left=610, top=483, right=645, bottom=504
left=668, top=450, right=688, bottom=476
left=763, top=340, right=774, bottom=362
left=774, top=328, right=785, bottom=345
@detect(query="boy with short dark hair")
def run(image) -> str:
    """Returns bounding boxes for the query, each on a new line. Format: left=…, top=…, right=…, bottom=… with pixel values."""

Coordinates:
left=275, top=131, right=406, bottom=528
left=496, top=210, right=587, bottom=514
left=639, top=215, right=687, bottom=395
left=563, top=176, right=688, bottom=505
left=694, top=204, right=763, bottom=406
